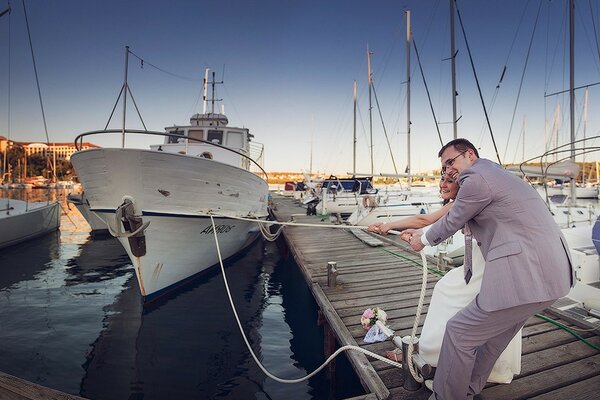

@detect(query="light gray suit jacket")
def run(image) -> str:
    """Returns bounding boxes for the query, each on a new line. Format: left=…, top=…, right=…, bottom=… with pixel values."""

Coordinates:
left=426, top=158, right=573, bottom=311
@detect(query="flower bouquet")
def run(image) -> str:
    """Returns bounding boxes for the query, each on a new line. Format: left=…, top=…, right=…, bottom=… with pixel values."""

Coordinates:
left=360, top=307, right=390, bottom=344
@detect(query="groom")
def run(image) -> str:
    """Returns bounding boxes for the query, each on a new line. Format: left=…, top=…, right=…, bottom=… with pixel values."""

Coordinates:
left=404, top=138, right=573, bottom=400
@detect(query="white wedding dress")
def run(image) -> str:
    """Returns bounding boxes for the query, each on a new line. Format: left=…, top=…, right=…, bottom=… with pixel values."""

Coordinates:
left=419, top=241, right=522, bottom=384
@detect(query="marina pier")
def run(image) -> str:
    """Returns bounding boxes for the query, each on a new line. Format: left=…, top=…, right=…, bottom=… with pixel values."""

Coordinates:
left=270, top=193, right=600, bottom=400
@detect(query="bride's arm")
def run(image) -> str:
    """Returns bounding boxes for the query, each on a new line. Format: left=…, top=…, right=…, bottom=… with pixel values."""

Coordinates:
left=369, top=202, right=453, bottom=234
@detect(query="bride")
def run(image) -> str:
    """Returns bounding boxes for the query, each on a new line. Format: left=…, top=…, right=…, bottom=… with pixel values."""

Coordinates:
left=368, top=174, right=521, bottom=384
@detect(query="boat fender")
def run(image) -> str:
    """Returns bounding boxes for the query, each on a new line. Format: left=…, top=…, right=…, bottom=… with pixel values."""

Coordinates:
left=115, top=196, right=148, bottom=257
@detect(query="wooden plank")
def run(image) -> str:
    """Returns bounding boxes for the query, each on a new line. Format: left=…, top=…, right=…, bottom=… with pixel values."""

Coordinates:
left=479, top=354, right=600, bottom=399
left=527, top=374, right=600, bottom=400
left=0, top=371, right=86, bottom=400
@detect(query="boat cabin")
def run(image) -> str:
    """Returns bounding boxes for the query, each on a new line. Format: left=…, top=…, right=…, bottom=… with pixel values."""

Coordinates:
left=149, top=112, right=258, bottom=170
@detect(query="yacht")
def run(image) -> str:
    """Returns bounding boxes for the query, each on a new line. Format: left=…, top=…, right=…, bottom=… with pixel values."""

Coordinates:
left=70, top=62, right=269, bottom=301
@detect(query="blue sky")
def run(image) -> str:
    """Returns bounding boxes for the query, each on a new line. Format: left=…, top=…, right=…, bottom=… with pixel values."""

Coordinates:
left=2, top=0, right=600, bottom=174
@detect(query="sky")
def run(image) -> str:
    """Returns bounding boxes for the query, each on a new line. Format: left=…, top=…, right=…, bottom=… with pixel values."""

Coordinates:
left=2, top=0, right=600, bottom=175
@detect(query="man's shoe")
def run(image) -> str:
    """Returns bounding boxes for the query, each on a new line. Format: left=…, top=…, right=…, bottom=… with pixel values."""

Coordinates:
left=424, top=379, right=434, bottom=391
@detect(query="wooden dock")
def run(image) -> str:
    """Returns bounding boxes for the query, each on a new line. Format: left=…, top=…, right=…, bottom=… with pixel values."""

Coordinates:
left=0, top=371, right=86, bottom=400
left=269, top=194, right=600, bottom=400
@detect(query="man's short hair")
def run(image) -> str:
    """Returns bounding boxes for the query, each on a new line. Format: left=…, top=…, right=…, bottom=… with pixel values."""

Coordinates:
left=438, top=138, right=480, bottom=158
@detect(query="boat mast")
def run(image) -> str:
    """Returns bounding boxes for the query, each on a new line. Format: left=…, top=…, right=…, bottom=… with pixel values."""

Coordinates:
left=450, top=0, right=458, bottom=139
left=353, top=80, right=357, bottom=175
left=367, top=46, right=374, bottom=175
left=406, top=9, right=412, bottom=188
left=121, top=46, right=129, bottom=148
left=583, top=88, right=589, bottom=185
left=569, top=0, right=576, bottom=203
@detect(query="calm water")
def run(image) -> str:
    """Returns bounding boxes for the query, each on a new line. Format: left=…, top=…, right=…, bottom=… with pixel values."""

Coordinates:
left=0, top=190, right=364, bottom=399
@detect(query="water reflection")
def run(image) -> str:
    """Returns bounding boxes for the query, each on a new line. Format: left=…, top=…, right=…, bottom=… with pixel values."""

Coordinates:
left=0, top=191, right=364, bottom=399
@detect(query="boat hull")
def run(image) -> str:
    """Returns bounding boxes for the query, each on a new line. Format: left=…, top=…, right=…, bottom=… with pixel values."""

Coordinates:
left=95, top=211, right=260, bottom=301
left=71, top=148, right=269, bottom=299
left=0, top=199, right=61, bottom=249
left=67, top=193, right=109, bottom=233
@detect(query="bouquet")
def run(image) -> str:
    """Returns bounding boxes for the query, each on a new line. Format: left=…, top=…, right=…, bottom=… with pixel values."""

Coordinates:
left=360, top=307, right=387, bottom=331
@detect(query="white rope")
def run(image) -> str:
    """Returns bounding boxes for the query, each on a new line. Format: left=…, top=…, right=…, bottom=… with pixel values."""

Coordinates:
left=406, top=250, right=429, bottom=383
left=209, top=214, right=405, bottom=384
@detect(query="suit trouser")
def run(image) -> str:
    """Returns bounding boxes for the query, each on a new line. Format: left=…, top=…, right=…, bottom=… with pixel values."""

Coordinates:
left=429, top=298, right=555, bottom=400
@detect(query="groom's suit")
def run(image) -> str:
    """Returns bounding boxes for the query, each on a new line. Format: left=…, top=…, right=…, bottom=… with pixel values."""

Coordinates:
left=425, top=158, right=573, bottom=399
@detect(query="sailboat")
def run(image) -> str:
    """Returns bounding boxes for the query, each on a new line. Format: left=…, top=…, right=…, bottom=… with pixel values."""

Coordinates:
left=347, top=10, right=444, bottom=227
left=543, top=0, right=600, bottom=328
left=0, top=3, right=60, bottom=249
left=70, top=50, right=269, bottom=301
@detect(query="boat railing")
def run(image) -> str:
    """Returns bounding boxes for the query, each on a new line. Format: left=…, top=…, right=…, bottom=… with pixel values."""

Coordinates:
left=73, top=129, right=268, bottom=178
left=518, top=136, right=600, bottom=221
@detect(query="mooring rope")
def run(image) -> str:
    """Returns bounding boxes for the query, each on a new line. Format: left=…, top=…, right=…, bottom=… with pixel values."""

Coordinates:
left=406, top=250, right=428, bottom=383
left=208, top=214, right=409, bottom=384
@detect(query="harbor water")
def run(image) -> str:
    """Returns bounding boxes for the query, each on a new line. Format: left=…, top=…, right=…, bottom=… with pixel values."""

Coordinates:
left=0, top=191, right=365, bottom=399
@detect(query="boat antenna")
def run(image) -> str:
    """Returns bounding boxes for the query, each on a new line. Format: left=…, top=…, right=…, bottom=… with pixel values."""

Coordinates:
left=202, top=67, right=209, bottom=114
left=207, top=71, right=223, bottom=115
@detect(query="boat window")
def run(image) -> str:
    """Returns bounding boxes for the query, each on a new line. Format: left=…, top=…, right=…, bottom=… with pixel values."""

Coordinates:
left=200, top=152, right=213, bottom=159
left=188, top=130, right=204, bottom=142
left=207, top=130, right=223, bottom=144
left=167, top=130, right=185, bottom=144
left=227, top=131, right=244, bottom=148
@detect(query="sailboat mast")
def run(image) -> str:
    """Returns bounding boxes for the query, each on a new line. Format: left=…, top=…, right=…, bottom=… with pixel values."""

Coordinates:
left=367, top=46, right=374, bottom=175
left=569, top=0, right=576, bottom=203
left=406, top=10, right=412, bottom=188
left=450, top=0, right=458, bottom=139
left=121, top=46, right=129, bottom=148
left=583, top=88, right=589, bottom=185
left=353, top=80, right=357, bottom=175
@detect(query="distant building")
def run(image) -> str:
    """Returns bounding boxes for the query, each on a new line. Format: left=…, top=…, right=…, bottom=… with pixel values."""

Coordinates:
left=0, top=136, right=100, bottom=161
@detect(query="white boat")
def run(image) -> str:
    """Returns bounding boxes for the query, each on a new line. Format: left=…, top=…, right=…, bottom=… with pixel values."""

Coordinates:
left=560, top=223, right=600, bottom=314
left=70, top=62, right=269, bottom=301
left=0, top=198, right=60, bottom=249
left=67, top=192, right=109, bottom=234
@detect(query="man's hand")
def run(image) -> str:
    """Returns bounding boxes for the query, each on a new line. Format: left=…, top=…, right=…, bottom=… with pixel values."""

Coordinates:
left=402, top=228, right=425, bottom=251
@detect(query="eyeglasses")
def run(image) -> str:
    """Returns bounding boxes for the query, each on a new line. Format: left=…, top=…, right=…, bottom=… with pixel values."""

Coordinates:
left=443, top=150, right=468, bottom=169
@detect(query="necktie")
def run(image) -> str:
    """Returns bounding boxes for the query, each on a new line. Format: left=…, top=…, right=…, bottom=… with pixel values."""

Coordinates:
left=464, top=222, right=473, bottom=284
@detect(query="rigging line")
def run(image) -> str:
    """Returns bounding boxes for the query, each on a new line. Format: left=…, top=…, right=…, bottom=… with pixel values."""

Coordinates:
left=371, top=83, right=399, bottom=175
left=544, top=81, right=600, bottom=97
left=577, top=1, right=600, bottom=76
left=502, top=0, right=543, bottom=161
left=127, top=49, right=202, bottom=82
left=126, top=85, right=148, bottom=131
left=412, top=39, right=443, bottom=147
left=0, top=5, right=10, bottom=18
left=103, top=84, right=125, bottom=131
left=591, top=0, right=600, bottom=65
left=21, top=1, right=51, bottom=144
left=454, top=0, right=502, bottom=165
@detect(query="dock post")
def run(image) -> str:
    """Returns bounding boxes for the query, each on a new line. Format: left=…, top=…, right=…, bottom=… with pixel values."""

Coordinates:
left=437, top=250, right=448, bottom=272
left=327, top=261, right=337, bottom=287
left=401, top=336, right=422, bottom=391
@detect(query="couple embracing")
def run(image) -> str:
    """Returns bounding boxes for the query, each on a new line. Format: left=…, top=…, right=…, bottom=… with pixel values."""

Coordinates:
left=370, top=138, right=573, bottom=400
